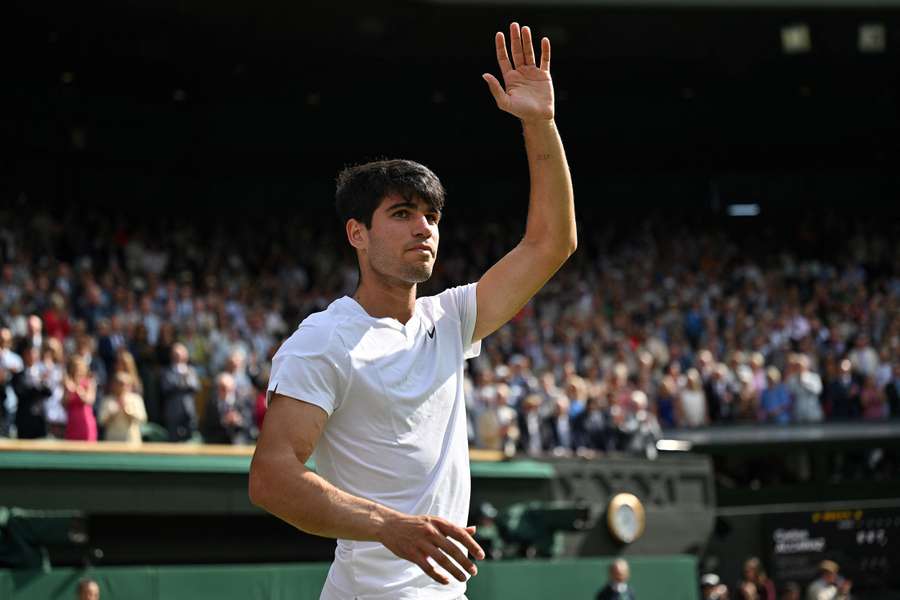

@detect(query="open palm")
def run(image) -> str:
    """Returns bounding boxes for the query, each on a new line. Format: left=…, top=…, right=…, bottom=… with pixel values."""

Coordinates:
left=483, top=22, right=554, bottom=123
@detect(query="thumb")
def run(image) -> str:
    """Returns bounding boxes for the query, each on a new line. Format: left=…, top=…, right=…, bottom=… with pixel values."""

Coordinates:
left=481, top=73, right=507, bottom=108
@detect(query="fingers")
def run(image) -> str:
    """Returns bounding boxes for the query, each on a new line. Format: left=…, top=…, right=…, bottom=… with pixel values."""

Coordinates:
left=521, top=26, right=536, bottom=66
left=436, top=520, right=486, bottom=560
left=495, top=32, right=513, bottom=75
left=427, top=547, right=469, bottom=583
left=540, top=36, right=551, bottom=72
left=509, top=22, right=524, bottom=69
left=435, top=536, right=478, bottom=577
left=416, top=555, right=451, bottom=586
left=481, top=73, right=508, bottom=110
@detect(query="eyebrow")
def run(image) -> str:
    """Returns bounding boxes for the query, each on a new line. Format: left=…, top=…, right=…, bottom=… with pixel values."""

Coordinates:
left=385, top=200, right=440, bottom=214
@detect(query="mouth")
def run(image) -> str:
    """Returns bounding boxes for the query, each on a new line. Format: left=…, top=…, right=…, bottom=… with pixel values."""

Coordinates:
left=406, top=244, right=434, bottom=256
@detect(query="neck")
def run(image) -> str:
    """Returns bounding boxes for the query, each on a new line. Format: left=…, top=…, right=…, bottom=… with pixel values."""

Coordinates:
left=353, top=273, right=418, bottom=324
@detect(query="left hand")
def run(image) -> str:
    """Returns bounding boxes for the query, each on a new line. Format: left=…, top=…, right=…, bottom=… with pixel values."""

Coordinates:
left=482, top=22, right=554, bottom=123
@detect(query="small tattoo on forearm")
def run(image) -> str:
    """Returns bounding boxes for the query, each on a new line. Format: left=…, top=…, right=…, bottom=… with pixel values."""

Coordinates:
left=536, top=153, right=552, bottom=161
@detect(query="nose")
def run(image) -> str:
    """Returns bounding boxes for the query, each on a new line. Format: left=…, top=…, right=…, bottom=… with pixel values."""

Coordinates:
left=411, top=213, right=433, bottom=239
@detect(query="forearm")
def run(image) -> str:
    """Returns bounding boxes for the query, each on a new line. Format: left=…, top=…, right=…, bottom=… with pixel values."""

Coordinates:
left=521, top=119, right=576, bottom=257
left=249, top=452, right=394, bottom=542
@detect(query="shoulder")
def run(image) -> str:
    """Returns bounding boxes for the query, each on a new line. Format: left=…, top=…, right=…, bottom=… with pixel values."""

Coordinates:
left=275, top=306, right=347, bottom=360
left=419, top=282, right=478, bottom=320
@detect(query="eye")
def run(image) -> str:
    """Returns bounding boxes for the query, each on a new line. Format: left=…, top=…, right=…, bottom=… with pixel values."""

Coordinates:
left=426, top=213, right=439, bottom=225
left=393, top=209, right=409, bottom=219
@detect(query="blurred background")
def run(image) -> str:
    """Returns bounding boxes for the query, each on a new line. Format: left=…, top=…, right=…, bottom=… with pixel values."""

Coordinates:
left=2, top=0, right=899, bottom=598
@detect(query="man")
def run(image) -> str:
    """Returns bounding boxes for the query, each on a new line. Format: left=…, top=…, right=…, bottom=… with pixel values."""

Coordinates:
left=596, top=559, right=637, bottom=600
left=806, top=560, right=851, bottom=600
left=202, top=372, right=255, bottom=445
left=77, top=578, right=100, bottom=600
left=159, top=343, right=200, bottom=442
left=249, top=22, right=575, bottom=600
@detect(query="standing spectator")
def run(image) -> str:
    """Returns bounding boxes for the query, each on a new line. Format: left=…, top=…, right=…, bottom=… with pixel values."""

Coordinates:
left=787, top=354, right=824, bottom=423
left=41, top=339, right=67, bottom=438
left=113, top=348, right=143, bottom=395
left=0, top=327, right=24, bottom=436
left=596, top=558, right=636, bottom=600
left=678, top=368, right=708, bottom=427
left=11, top=342, right=52, bottom=439
left=542, top=396, right=574, bottom=455
left=780, top=582, right=801, bottom=600
left=99, top=372, right=147, bottom=443
left=823, top=359, right=859, bottom=420
left=476, top=382, right=519, bottom=455
left=805, top=560, right=851, bottom=600
left=63, top=356, right=98, bottom=441
left=42, top=293, right=71, bottom=342
left=759, top=367, right=791, bottom=424
left=847, top=335, right=878, bottom=378
left=700, top=573, right=728, bottom=600
left=859, top=375, right=887, bottom=420
left=885, top=363, right=900, bottom=418
left=737, top=557, right=775, bottom=600
left=18, top=314, right=44, bottom=355
left=517, top=393, right=544, bottom=456
left=160, top=343, right=200, bottom=442
left=202, top=372, right=254, bottom=445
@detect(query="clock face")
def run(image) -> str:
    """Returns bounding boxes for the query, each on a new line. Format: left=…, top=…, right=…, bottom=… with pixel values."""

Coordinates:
left=614, top=505, right=638, bottom=542
left=607, top=493, right=645, bottom=544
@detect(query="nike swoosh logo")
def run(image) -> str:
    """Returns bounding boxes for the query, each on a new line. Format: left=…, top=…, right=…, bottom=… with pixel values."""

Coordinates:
left=427, top=326, right=436, bottom=339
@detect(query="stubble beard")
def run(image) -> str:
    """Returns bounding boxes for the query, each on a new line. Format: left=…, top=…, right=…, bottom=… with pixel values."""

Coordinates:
left=368, top=244, right=435, bottom=284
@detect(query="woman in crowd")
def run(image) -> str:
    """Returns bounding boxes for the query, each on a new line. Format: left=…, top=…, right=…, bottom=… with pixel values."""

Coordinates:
left=63, top=355, right=98, bottom=441
left=99, top=372, right=147, bottom=443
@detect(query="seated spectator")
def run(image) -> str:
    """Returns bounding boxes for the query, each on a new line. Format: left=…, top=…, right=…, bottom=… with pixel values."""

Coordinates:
left=738, top=557, right=775, bottom=600
left=805, top=560, right=851, bottom=600
left=759, top=367, right=791, bottom=424
left=595, top=558, right=636, bottom=600
left=63, top=355, right=98, bottom=441
left=99, top=372, right=147, bottom=443
left=202, top=372, right=254, bottom=445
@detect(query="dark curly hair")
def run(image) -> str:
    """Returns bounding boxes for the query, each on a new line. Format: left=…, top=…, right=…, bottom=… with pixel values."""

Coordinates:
left=335, top=159, right=445, bottom=229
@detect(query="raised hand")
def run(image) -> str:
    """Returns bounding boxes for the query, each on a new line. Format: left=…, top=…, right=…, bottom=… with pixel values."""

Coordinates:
left=482, top=22, right=554, bottom=123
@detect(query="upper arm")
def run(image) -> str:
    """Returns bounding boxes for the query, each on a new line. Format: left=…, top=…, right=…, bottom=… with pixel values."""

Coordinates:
left=253, top=393, right=328, bottom=467
left=473, top=241, right=571, bottom=342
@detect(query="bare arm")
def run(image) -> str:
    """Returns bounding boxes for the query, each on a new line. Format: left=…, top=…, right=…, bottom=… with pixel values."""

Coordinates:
left=249, top=394, right=484, bottom=584
left=475, top=23, right=576, bottom=342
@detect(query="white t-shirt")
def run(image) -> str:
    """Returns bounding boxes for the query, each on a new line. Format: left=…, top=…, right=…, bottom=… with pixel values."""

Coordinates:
left=267, top=283, right=481, bottom=600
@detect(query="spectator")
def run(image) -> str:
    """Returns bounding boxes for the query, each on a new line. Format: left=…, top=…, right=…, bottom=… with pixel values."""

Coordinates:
left=787, top=354, right=824, bottom=423
left=859, top=374, right=887, bottom=420
left=517, top=393, right=544, bottom=456
left=41, top=338, right=67, bottom=438
left=201, top=372, right=254, bottom=445
left=0, top=327, right=24, bottom=436
left=99, top=372, right=147, bottom=443
left=476, top=382, right=519, bottom=455
left=885, top=363, right=900, bottom=418
left=823, top=359, right=859, bottom=420
left=159, top=343, right=200, bottom=442
left=596, top=558, right=636, bottom=600
left=542, top=396, right=574, bottom=455
left=678, top=369, right=707, bottom=427
left=11, top=342, right=52, bottom=439
left=77, top=578, right=100, bottom=600
left=63, top=356, right=98, bottom=441
left=759, top=367, right=791, bottom=424
left=805, top=560, right=851, bottom=600
left=780, top=582, right=801, bottom=600
left=737, top=557, right=775, bottom=600
left=701, top=573, right=729, bottom=600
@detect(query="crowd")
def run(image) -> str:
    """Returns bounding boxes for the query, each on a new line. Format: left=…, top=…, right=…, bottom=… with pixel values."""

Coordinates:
left=700, top=557, right=851, bottom=600
left=0, top=203, right=898, bottom=454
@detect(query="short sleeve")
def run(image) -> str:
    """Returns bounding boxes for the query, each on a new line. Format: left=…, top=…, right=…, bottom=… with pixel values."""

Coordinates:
left=437, top=282, right=481, bottom=360
left=267, top=324, right=346, bottom=416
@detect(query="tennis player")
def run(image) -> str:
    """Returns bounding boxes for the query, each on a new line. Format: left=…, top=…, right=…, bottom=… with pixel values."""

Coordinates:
left=249, top=21, right=575, bottom=600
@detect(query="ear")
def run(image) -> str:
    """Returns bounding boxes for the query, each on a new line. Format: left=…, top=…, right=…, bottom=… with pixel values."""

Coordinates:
left=346, top=219, right=368, bottom=251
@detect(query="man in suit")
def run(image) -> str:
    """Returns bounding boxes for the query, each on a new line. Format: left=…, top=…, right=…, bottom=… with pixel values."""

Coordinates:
left=596, top=558, right=637, bottom=600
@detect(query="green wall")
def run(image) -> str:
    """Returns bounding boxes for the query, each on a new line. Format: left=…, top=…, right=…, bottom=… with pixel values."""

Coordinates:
left=1, top=557, right=698, bottom=600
